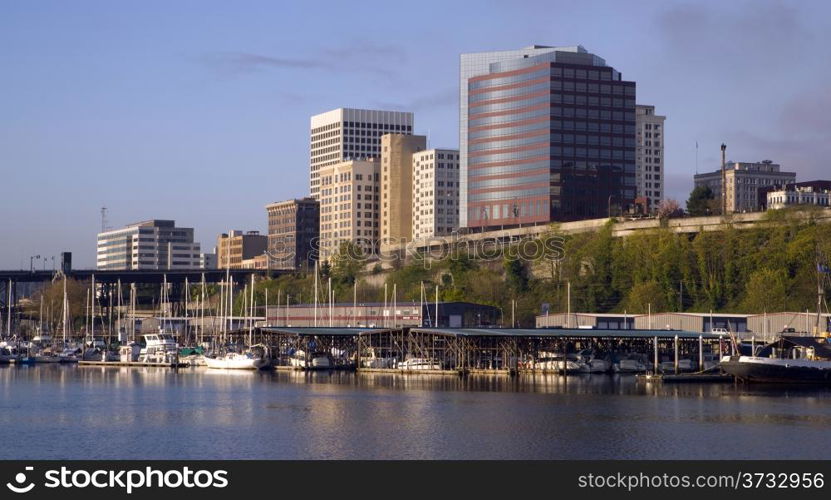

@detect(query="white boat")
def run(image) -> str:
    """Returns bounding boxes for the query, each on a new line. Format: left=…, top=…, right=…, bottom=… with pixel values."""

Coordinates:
left=613, top=354, right=648, bottom=373
left=137, top=333, right=181, bottom=365
left=206, top=345, right=270, bottom=370
left=288, top=350, right=332, bottom=370
left=397, top=358, right=442, bottom=371
left=360, top=348, right=394, bottom=368
left=578, top=350, right=611, bottom=373
left=534, top=352, right=584, bottom=373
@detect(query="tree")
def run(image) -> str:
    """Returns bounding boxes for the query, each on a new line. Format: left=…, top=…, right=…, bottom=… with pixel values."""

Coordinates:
left=656, top=199, right=683, bottom=219
left=330, top=241, right=364, bottom=286
left=740, top=268, right=787, bottom=313
left=621, top=280, right=669, bottom=314
left=686, top=185, right=715, bottom=216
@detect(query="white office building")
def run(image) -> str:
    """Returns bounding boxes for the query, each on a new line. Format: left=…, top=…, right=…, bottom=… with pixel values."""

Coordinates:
left=635, top=104, right=666, bottom=209
left=310, top=108, right=413, bottom=200
left=412, top=149, right=461, bottom=240
left=96, top=220, right=201, bottom=270
left=767, top=186, right=831, bottom=210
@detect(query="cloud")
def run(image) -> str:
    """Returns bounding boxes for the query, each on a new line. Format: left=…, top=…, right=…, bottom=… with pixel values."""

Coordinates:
left=655, top=1, right=812, bottom=74
left=371, top=87, right=458, bottom=112
left=197, top=39, right=406, bottom=81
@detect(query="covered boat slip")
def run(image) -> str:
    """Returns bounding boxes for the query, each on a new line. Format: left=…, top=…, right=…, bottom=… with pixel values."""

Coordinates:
left=253, top=327, right=726, bottom=374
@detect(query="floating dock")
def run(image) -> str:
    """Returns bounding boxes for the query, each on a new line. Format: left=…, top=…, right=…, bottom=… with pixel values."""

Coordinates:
left=78, top=360, right=187, bottom=368
left=636, top=373, right=734, bottom=383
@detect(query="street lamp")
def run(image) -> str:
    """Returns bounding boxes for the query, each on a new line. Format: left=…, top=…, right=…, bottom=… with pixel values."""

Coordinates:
left=29, top=255, right=41, bottom=273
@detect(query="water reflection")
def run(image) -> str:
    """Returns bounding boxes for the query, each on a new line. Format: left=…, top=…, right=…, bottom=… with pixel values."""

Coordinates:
left=1, top=365, right=830, bottom=460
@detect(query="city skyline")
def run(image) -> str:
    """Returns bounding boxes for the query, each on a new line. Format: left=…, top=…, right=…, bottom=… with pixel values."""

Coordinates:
left=3, top=0, right=830, bottom=268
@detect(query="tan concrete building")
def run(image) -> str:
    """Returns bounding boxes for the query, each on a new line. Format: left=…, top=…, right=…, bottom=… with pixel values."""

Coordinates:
left=694, top=160, right=796, bottom=213
left=216, top=230, right=268, bottom=269
left=265, top=198, right=320, bottom=270
left=380, top=134, right=426, bottom=245
left=318, top=159, right=380, bottom=260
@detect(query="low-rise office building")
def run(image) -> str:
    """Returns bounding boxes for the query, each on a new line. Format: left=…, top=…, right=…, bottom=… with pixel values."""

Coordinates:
left=694, top=160, right=796, bottom=213
left=216, top=230, right=268, bottom=269
left=97, top=219, right=201, bottom=270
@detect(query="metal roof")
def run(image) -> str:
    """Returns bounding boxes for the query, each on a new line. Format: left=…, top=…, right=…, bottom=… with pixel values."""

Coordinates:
left=258, top=326, right=723, bottom=339
left=408, top=328, right=723, bottom=339
left=259, top=327, right=395, bottom=337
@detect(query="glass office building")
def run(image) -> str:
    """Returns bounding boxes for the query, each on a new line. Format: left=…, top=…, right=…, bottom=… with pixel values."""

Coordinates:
left=462, top=46, right=636, bottom=228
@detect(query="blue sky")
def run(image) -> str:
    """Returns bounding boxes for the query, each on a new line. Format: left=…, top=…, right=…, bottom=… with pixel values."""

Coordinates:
left=2, top=0, right=829, bottom=269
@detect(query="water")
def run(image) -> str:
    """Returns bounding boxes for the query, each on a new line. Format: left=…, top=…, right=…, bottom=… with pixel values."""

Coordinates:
left=2, top=365, right=830, bottom=460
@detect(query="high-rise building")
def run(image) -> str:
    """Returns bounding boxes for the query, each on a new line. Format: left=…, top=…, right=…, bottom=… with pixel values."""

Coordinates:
left=318, top=159, right=380, bottom=260
left=412, top=148, right=461, bottom=240
left=265, top=197, right=320, bottom=270
left=635, top=104, right=666, bottom=210
left=461, top=45, right=636, bottom=229
left=694, top=160, right=796, bottom=213
left=380, top=133, right=426, bottom=245
left=309, top=108, right=413, bottom=199
left=216, top=230, right=268, bottom=269
left=96, top=219, right=201, bottom=270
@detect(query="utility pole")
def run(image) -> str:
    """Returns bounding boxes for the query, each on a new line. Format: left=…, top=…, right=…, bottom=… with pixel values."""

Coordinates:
left=720, top=143, right=727, bottom=216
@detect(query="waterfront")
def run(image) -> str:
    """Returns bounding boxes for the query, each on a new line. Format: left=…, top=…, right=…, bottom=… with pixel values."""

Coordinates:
left=2, top=365, right=831, bottom=460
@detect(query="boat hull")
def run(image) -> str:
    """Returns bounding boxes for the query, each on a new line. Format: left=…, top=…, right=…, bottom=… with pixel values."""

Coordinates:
left=205, top=357, right=270, bottom=370
left=721, top=356, right=831, bottom=384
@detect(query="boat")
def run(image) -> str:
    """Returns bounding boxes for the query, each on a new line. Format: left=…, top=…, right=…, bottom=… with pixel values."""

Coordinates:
left=613, top=353, right=649, bottom=373
left=288, top=350, right=332, bottom=370
left=534, top=352, right=584, bottom=373
left=578, top=350, right=612, bottom=373
left=136, top=333, right=180, bottom=365
left=397, top=357, right=442, bottom=371
left=720, top=336, right=831, bottom=384
left=58, top=346, right=81, bottom=363
left=205, top=344, right=270, bottom=370
left=659, top=358, right=694, bottom=373
left=360, top=348, right=394, bottom=369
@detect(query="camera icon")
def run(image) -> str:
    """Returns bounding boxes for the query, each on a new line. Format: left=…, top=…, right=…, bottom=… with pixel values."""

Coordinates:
left=6, top=466, right=35, bottom=494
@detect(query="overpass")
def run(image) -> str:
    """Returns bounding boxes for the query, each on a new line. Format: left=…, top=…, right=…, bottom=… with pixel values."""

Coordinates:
left=380, top=209, right=831, bottom=261
left=0, top=268, right=283, bottom=285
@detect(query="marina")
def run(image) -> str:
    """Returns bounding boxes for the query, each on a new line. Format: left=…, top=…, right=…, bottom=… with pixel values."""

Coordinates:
left=2, top=363, right=831, bottom=460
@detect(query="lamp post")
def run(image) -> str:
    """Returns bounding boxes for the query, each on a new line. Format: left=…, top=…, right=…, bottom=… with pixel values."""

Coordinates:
left=29, top=255, right=41, bottom=273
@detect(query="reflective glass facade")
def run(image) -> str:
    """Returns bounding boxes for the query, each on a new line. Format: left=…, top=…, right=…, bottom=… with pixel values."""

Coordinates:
left=464, top=49, right=636, bottom=228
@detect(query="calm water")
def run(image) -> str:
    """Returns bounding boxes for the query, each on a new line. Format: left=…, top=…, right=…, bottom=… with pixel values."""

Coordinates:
left=1, top=364, right=830, bottom=460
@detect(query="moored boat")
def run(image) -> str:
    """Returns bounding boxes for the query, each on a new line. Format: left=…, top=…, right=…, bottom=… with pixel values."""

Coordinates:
left=205, top=344, right=270, bottom=370
left=720, top=336, right=831, bottom=384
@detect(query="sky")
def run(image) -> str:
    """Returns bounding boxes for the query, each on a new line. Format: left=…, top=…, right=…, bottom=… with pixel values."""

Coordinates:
left=2, top=0, right=830, bottom=269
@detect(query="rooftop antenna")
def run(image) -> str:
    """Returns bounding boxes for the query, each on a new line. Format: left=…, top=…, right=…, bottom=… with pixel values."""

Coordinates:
left=720, top=143, right=727, bottom=215
left=695, top=141, right=699, bottom=175
left=100, top=206, right=108, bottom=232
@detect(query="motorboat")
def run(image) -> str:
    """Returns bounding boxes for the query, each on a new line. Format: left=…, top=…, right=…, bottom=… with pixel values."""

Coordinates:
left=721, top=336, right=831, bottom=384
left=397, top=358, right=442, bottom=371
left=288, top=350, right=332, bottom=370
left=578, top=350, right=612, bottom=373
left=613, top=354, right=649, bottom=373
left=360, top=348, right=394, bottom=368
left=534, top=352, right=584, bottom=373
left=659, top=358, right=694, bottom=373
left=137, top=333, right=180, bottom=365
left=205, top=344, right=270, bottom=370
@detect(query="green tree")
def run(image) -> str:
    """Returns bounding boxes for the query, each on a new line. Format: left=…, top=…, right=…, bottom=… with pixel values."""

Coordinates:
left=740, top=268, right=788, bottom=313
left=622, top=280, right=669, bottom=314
left=686, top=185, right=715, bottom=216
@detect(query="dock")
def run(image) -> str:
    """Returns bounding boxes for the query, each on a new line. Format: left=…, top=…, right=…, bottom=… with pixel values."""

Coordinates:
left=78, top=360, right=187, bottom=368
left=636, top=373, right=734, bottom=383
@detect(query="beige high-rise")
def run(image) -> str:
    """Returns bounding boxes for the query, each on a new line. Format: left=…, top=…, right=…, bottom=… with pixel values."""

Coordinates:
left=380, top=134, right=426, bottom=245
left=318, top=159, right=380, bottom=260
